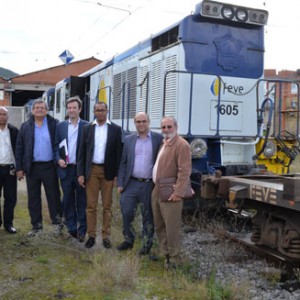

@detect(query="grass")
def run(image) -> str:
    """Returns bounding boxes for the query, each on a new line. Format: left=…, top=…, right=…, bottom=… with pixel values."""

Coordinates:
left=0, top=181, right=254, bottom=300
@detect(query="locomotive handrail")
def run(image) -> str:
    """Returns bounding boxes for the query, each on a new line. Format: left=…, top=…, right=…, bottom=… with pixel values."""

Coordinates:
left=163, top=70, right=222, bottom=137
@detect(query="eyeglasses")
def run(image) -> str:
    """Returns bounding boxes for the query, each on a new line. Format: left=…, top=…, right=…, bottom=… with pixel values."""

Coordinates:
left=94, top=109, right=107, bottom=113
left=161, top=125, right=173, bottom=129
left=136, top=120, right=147, bottom=124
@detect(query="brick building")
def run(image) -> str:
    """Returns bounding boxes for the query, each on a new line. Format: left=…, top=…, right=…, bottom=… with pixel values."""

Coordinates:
left=0, top=57, right=101, bottom=107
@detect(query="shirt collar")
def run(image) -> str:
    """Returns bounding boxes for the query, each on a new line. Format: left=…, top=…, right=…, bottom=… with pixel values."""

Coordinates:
left=136, top=131, right=151, bottom=138
left=92, top=119, right=111, bottom=126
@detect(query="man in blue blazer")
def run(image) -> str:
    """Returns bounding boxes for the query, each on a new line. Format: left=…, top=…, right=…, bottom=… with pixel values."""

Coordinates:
left=117, top=112, right=163, bottom=255
left=77, top=102, right=122, bottom=249
left=54, top=96, right=88, bottom=242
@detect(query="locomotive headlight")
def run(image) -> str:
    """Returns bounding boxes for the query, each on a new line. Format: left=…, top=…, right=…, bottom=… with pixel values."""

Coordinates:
left=221, top=6, right=234, bottom=20
left=263, top=141, right=277, bottom=158
left=236, top=8, right=248, bottom=22
left=190, top=138, right=208, bottom=159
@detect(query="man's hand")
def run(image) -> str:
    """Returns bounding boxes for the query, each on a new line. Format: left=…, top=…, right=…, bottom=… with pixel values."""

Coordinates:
left=58, top=159, right=67, bottom=168
left=16, top=170, right=24, bottom=181
left=78, top=175, right=85, bottom=188
left=168, top=193, right=182, bottom=202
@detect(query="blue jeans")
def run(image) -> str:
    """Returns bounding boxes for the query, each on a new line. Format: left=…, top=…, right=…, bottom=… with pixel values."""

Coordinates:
left=60, top=166, right=87, bottom=237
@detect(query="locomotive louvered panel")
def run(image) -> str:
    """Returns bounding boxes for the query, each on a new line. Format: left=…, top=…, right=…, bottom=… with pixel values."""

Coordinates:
left=112, top=73, right=122, bottom=119
left=150, top=60, right=162, bottom=119
left=164, top=55, right=177, bottom=116
left=127, top=67, right=137, bottom=118
left=139, top=66, right=148, bottom=112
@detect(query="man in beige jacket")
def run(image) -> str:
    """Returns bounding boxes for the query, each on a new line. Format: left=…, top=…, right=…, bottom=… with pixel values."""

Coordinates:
left=152, top=116, right=191, bottom=269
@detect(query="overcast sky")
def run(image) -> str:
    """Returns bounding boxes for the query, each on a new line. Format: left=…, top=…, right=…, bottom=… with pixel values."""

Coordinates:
left=0, top=0, right=299, bottom=75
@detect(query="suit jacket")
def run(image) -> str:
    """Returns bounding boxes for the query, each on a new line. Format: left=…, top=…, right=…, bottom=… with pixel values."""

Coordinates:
left=15, top=115, right=58, bottom=175
left=8, top=123, right=19, bottom=162
left=77, top=121, right=122, bottom=181
left=117, top=131, right=163, bottom=190
left=54, top=119, right=88, bottom=179
left=156, top=134, right=191, bottom=198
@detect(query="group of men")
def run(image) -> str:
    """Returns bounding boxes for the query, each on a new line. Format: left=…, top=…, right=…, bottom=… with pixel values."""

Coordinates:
left=0, top=97, right=191, bottom=269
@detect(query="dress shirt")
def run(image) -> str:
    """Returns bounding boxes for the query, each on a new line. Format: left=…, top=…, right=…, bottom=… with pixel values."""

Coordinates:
left=67, top=119, right=79, bottom=164
left=132, top=132, right=153, bottom=179
left=0, top=124, right=14, bottom=164
left=33, top=117, right=53, bottom=162
left=92, top=119, right=111, bottom=164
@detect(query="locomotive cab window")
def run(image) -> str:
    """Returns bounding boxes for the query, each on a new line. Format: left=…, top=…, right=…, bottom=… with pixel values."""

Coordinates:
left=152, top=26, right=179, bottom=52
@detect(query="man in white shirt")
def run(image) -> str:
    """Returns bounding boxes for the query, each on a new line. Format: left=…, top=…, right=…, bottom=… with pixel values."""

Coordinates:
left=77, top=102, right=122, bottom=249
left=0, top=107, right=18, bottom=234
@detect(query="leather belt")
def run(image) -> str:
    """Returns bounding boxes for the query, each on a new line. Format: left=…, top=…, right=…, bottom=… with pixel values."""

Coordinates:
left=131, top=177, right=152, bottom=182
left=67, top=164, right=76, bottom=167
left=32, top=161, right=52, bottom=165
left=92, top=163, right=104, bottom=166
left=0, top=164, right=10, bottom=167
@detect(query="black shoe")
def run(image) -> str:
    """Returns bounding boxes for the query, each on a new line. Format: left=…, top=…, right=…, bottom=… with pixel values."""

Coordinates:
left=77, top=235, right=85, bottom=243
left=103, top=238, right=112, bottom=249
left=5, top=226, right=17, bottom=234
left=69, top=231, right=78, bottom=238
left=138, top=246, right=151, bottom=256
left=85, top=237, right=95, bottom=248
left=117, top=241, right=133, bottom=251
left=27, top=228, right=42, bottom=237
left=148, top=254, right=159, bottom=261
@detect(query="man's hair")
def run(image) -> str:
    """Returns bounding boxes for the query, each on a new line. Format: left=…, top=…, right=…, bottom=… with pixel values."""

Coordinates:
left=94, top=101, right=108, bottom=110
left=66, top=96, right=82, bottom=109
left=162, top=116, right=178, bottom=127
left=32, top=98, right=48, bottom=111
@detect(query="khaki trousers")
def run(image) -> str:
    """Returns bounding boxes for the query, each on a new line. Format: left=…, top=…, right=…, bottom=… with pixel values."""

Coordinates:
left=151, top=185, right=183, bottom=258
left=86, top=165, right=113, bottom=239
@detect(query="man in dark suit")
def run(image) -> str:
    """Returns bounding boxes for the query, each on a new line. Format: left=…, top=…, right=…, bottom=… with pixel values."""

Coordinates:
left=16, top=99, right=62, bottom=236
left=55, top=96, right=88, bottom=242
left=0, top=107, right=18, bottom=234
left=77, top=102, right=122, bottom=249
left=117, top=112, right=163, bottom=255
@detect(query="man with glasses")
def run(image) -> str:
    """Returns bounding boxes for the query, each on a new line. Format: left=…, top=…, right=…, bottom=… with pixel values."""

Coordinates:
left=77, top=102, right=122, bottom=249
left=117, top=112, right=163, bottom=255
left=16, top=99, right=63, bottom=236
left=152, top=116, right=191, bottom=269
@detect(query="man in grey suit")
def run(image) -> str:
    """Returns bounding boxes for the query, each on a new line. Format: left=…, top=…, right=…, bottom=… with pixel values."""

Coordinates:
left=117, top=112, right=163, bottom=255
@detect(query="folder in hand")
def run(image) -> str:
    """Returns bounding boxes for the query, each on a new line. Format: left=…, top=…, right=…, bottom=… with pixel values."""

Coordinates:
left=59, top=139, right=69, bottom=163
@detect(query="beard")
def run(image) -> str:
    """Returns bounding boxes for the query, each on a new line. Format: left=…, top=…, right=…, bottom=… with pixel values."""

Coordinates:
left=163, top=131, right=176, bottom=140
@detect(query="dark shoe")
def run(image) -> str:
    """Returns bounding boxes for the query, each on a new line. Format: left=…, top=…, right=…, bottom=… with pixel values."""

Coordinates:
left=5, top=226, right=17, bottom=234
left=69, top=231, right=78, bottom=239
left=85, top=237, right=95, bottom=248
left=117, top=241, right=133, bottom=251
left=138, top=246, right=151, bottom=256
left=27, top=228, right=42, bottom=237
left=77, top=235, right=85, bottom=243
left=148, top=254, right=159, bottom=261
left=103, top=238, right=112, bottom=249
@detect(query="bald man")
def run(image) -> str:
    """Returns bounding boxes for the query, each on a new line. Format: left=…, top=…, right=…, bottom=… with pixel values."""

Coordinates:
left=0, top=107, right=18, bottom=234
left=117, top=112, right=163, bottom=255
